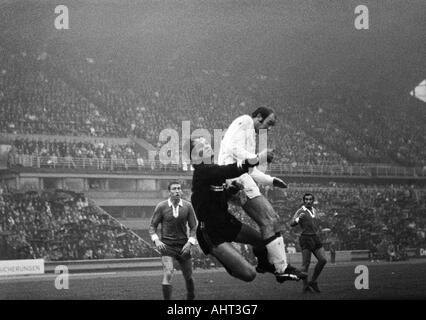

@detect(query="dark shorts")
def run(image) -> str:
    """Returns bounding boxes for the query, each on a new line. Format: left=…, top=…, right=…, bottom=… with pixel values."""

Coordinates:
left=161, top=242, right=191, bottom=262
left=196, top=215, right=243, bottom=255
left=299, top=234, right=323, bottom=252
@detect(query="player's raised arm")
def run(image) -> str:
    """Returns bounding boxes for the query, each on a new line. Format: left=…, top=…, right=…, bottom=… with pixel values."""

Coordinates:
left=290, top=208, right=303, bottom=227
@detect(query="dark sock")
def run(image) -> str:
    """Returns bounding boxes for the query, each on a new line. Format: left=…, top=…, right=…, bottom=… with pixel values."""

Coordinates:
left=253, top=246, right=275, bottom=273
left=186, top=279, right=195, bottom=300
left=162, top=284, right=172, bottom=300
left=253, top=246, right=268, bottom=262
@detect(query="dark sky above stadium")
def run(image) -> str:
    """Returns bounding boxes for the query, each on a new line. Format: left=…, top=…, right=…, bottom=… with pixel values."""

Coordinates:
left=1, top=0, right=425, bottom=99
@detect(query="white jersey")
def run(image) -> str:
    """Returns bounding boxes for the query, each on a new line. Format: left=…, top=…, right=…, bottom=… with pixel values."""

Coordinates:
left=218, top=114, right=274, bottom=186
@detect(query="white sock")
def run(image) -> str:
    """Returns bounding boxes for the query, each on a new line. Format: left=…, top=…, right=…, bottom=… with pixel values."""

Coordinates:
left=265, top=236, right=288, bottom=273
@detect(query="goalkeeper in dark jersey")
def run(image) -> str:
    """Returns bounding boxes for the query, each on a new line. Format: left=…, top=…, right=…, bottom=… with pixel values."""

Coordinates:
left=290, top=193, right=327, bottom=293
left=189, top=136, right=306, bottom=283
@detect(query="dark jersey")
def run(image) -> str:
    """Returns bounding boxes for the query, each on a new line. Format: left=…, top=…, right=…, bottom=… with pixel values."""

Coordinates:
left=149, top=199, right=197, bottom=246
left=292, top=206, right=319, bottom=235
left=191, top=162, right=250, bottom=227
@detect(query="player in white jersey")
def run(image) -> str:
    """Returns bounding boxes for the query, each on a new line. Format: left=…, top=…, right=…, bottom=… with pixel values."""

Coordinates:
left=218, top=107, right=305, bottom=282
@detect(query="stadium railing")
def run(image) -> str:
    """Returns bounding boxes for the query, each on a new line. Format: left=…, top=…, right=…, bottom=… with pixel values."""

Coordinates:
left=8, top=154, right=426, bottom=178
left=268, top=163, right=425, bottom=177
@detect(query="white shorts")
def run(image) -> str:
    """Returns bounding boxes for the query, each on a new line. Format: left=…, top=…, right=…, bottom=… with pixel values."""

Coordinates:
left=227, top=173, right=262, bottom=202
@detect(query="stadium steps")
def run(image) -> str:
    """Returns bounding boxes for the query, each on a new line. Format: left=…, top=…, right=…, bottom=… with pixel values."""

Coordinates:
left=43, top=257, right=162, bottom=273
left=89, top=199, right=160, bottom=256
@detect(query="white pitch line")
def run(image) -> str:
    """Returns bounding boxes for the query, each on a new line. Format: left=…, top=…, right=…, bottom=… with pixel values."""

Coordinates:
left=0, top=272, right=117, bottom=283
left=0, top=268, right=231, bottom=283
left=70, top=272, right=117, bottom=277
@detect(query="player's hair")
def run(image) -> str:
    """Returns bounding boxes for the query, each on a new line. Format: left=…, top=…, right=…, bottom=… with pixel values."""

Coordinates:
left=303, top=193, right=314, bottom=201
left=168, top=181, right=181, bottom=190
left=252, top=107, right=274, bottom=122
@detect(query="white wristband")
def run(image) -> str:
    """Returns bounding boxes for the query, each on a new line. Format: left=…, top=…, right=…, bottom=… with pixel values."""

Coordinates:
left=188, top=237, right=197, bottom=245
left=151, top=234, right=159, bottom=242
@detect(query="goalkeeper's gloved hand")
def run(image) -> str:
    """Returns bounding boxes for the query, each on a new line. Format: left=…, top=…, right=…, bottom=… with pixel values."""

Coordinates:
left=273, top=178, right=288, bottom=189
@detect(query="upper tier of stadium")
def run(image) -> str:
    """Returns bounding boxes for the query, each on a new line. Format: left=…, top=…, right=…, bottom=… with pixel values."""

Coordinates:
left=0, top=0, right=425, bottom=166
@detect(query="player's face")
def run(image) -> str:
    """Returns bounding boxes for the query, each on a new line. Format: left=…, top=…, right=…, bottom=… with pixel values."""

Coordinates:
left=303, top=196, right=314, bottom=208
left=169, top=184, right=182, bottom=201
left=255, top=113, right=276, bottom=133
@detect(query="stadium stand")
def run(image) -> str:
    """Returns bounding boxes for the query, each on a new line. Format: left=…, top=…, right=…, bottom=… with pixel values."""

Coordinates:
left=268, top=184, right=426, bottom=253
left=1, top=33, right=424, bottom=166
left=0, top=1, right=425, bottom=267
left=0, top=189, right=157, bottom=260
left=1, top=184, right=424, bottom=263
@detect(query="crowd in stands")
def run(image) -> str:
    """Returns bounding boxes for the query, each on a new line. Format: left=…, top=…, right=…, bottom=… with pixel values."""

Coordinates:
left=0, top=0, right=425, bottom=171
left=1, top=2, right=426, bottom=274
left=295, top=90, right=426, bottom=166
left=2, top=36, right=425, bottom=167
left=0, top=47, right=113, bottom=137
left=1, top=182, right=425, bottom=263
left=44, top=42, right=358, bottom=166
left=7, top=138, right=147, bottom=170
left=276, top=183, right=425, bottom=252
left=0, top=189, right=157, bottom=260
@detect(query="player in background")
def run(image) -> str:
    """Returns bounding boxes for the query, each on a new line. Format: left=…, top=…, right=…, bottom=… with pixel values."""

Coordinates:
left=190, top=136, right=305, bottom=283
left=290, top=193, right=327, bottom=293
left=149, top=182, right=198, bottom=300
left=218, top=107, right=293, bottom=282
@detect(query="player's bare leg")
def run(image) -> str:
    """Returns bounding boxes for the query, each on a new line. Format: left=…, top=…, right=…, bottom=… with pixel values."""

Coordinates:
left=161, top=256, right=174, bottom=300
left=179, top=258, right=195, bottom=300
left=234, top=224, right=264, bottom=247
left=242, top=196, right=288, bottom=270
left=301, top=249, right=313, bottom=293
left=242, top=195, right=278, bottom=239
left=234, top=224, right=275, bottom=274
left=210, top=242, right=257, bottom=282
left=242, top=196, right=306, bottom=282
left=309, top=247, right=327, bottom=293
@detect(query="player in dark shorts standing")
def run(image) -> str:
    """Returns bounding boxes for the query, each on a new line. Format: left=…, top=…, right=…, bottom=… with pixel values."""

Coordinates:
left=149, top=182, right=197, bottom=300
left=290, top=193, right=327, bottom=293
left=189, top=136, right=306, bottom=283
